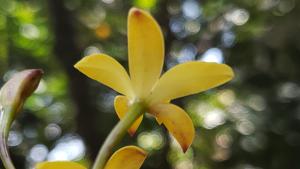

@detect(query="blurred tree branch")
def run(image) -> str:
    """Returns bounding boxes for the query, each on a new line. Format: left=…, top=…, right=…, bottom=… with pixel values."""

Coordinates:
left=47, top=0, right=103, bottom=159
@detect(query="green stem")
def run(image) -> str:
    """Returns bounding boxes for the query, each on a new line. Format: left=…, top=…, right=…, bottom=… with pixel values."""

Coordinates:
left=92, top=101, right=145, bottom=169
left=0, top=106, right=16, bottom=169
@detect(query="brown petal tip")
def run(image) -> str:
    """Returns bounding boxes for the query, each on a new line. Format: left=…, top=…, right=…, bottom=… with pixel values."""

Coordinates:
left=130, top=7, right=142, bottom=17
left=128, top=130, right=136, bottom=137
left=28, top=69, right=44, bottom=77
left=181, top=144, right=190, bottom=153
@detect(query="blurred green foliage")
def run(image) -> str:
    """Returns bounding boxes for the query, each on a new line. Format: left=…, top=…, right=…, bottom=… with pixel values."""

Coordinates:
left=0, top=0, right=300, bottom=169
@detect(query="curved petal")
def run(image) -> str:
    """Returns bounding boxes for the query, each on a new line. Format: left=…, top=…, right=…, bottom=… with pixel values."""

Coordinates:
left=35, top=161, right=86, bottom=169
left=114, top=95, right=143, bottom=136
left=128, top=8, right=164, bottom=99
left=74, top=54, right=134, bottom=98
left=149, top=62, right=234, bottom=104
left=149, top=103, right=195, bottom=152
left=104, top=146, right=147, bottom=169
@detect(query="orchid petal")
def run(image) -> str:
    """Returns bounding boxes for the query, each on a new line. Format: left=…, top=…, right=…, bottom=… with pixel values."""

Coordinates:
left=149, top=103, right=195, bottom=152
left=74, top=54, right=134, bottom=98
left=128, top=8, right=164, bottom=99
left=114, top=95, right=143, bottom=136
left=35, top=161, right=86, bottom=169
left=104, top=146, right=147, bottom=169
left=149, top=61, right=234, bottom=104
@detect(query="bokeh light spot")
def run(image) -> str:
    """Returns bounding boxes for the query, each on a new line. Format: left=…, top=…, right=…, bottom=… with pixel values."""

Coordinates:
left=20, top=24, right=40, bottom=39
left=28, top=144, right=49, bottom=162
left=95, top=23, right=111, bottom=40
left=225, top=9, right=250, bottom=26
left=84, top=45, right=102, bottom=56
left=137, top=131, right=164, bottom=151
left=246, top=95, right=266, bottom=111
left=102, top=0, right=115, bottom=4
left=177, top=44, right=197, bottom=63
left=182, top=0, right=202, bottom=19
left=184, top=20, right=201, bottom=34
left=216, top=132, right=233, bottom=148
left=47, top=134, right=85, bottom=161
left=200, top=48, right=224, bottom=63
left=174, top=160, right=193, bottom=169
left=278, top=82, right=300, bottom=99
left=202, top=109, right=226, bottom=129
left=222, top=31, right=236, bottom=47
left=217, top=89, right=236, bottom=106
left=8, top=131, right=23, bottom=147
left=44, top=123, right=62, bottom=140
left=236, top=120, right=255, bottom=135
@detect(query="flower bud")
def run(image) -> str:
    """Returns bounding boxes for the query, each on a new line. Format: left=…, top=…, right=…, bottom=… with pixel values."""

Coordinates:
left=0, top=69, right=43, bottom=169
left=0, top=69, right=43, bottom=118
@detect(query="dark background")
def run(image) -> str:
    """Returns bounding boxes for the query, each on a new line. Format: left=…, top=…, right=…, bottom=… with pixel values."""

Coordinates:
left=0, top=0, right=300, bottom=168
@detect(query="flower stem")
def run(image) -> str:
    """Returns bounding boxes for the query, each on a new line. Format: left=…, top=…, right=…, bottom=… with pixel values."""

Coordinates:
left=92, top=101, right=145, bottom=169
left=0, top=106, right=16, bottom=169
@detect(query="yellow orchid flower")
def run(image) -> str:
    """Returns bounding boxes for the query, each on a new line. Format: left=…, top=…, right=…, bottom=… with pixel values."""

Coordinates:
left=75, top=7, right=234, bottom=153
left=35, top=146, right=147, bottom=169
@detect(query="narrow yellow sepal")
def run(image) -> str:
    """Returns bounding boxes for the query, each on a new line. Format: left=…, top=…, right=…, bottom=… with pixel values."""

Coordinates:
left=149, top=61, right=234, bottom=104
left=35, top=161, right=86, bottom=169
left=74, top=54, right=134, bottom=98
left=114, top=95, right=143, bottom=136
left=104, top=146, right=147, bottom=169
left=128, top=7, right=164, bottom=99
left=149, top=103, right=195, bottom=152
